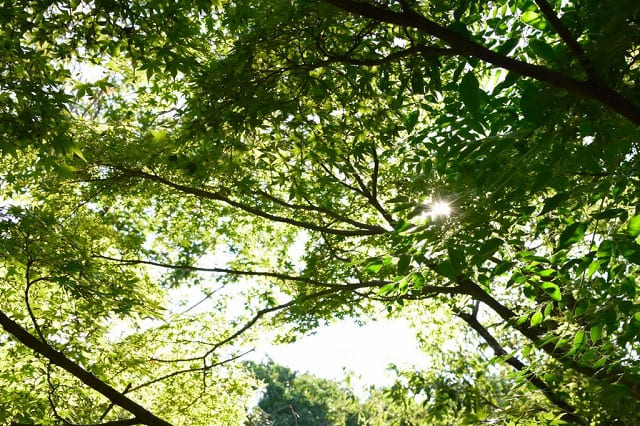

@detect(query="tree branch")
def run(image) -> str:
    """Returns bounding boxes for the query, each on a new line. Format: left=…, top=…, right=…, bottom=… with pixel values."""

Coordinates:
left=322, top=0, right=640, bottom=126
left=151, top=282, right=384, bottom=364
left=116, top=168, right=385, bottom=237
left=458, top=277, right=640, bottom=400
left=11, top=421, right=140, bottom=426
left=532, top=0, right=595, bottom=78
left=126, top=349, right=254, bottom=394
left=94, top=254, right=389, bottom=290
left=254, top=189, right=384, bottom=232
left=0, top=309, right=172, bottom=426
left=344, top=157, right=395, bottom=226
left=458, top=312, right=584, bottom=424
left=315, top=44, right=457, bottom=67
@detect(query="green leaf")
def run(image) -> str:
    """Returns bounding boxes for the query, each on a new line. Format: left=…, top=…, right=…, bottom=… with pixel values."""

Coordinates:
left=411, top=69, right=425, bottom=94
left=405, top=110, right=420, bottom=134
left=520, top=85, right=546, bottom=124
left=475, top=238, right=503, bottom=264
left=531, top=310, right=543, bottom=327
left=569, top=330, right=585, bottom=354
left=621, top=242, right=640, bottom=265
left=628, top=214, right=640, bottom=237
left=436, top=260, right=457, bottom=281
left=394, top=218, right=411, bottom=233
left=597, top=240, right=614, bottom=265
left=447, top=245, right=465, bottom=275
left=365, top=261, right=383, bottom=275
left=593, top=356, right=607, bottom=368
left=540, top=193, right=569, bottom=215
left=378, top=283, right=396, bottom=296
left=459, top=72, right=482, bottom=117
left=516, top=314, right=529, bottom=325
left=63, top=261, right=83, bottom=274
left=492, top=71, right=520, bottom=94
left=497, top=38, right=519, bottom=56
left=591, top=208, right=627, bottom=220
left=493, top=261, right=514, bottom=276
left=521, top=10, right=548, bottom=30
left=528, top=39, right=556, bottom=63
left=68, top=145, right=87, bottom=163
left=541, top=282, right=562, bottom=301
left=557, top=222, right=586, bottom=249
left=538, top=269, right=555, bottom=278
left=590, top=323, right=603, bottom=344
left=397, top=254, right=411, bottom=275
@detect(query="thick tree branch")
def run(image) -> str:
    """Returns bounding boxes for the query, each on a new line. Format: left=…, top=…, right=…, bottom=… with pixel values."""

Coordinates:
left=458, top=278, right=640, bottom=400
left=459, top=312, right=584, bottom=424
left=10, top=421, right=139, bottom=426
left=99, top=384, right=132, bottom=422
left=532, top=0, right=594, bottom=78
left=369, top=143, right=379, bottom=200
left=322, top=0, right=640, bottom=126
left=0, top=309, right=172, bottom=426
left=24, top=262, right=46, bottom=341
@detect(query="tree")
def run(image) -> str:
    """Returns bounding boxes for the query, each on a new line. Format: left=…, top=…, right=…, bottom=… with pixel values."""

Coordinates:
left=245, top=360, right=436, bottom=426
left=2, top=0, right=640, bottom=423
left=245, top=360, right=361, bottom=426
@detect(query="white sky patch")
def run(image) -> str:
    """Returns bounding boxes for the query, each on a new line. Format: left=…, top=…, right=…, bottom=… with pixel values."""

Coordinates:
left=391, top=37, right=408, bottom=48
left=582, top=135, right=595, bottom=146
left=248, top=318, right=430, bottom=397
left=72, top=61, right=108, bottom=83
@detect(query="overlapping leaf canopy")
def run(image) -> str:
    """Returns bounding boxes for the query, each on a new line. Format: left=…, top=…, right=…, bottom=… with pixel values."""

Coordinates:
left=1, top=0, right=640, bottom=424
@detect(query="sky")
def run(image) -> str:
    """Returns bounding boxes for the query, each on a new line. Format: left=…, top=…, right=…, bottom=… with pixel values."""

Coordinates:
left=165, top=272, right=432, bottom=395
left=248, top=318, right=431, bottom=394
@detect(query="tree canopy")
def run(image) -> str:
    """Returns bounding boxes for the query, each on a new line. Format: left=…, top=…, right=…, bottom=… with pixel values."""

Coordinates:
left=2, top=0, right=640, bottom=424
left=245, top=360, right=432, bottom=426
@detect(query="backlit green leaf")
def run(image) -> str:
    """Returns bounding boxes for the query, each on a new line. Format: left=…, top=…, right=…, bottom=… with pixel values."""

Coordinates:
left=628, top=214, right=640, bottom=237
left=521, top=10, right=548, bottom=30
left=590, top=323, right=603, bottom=344
left=531, top=310, right=543, bottom=327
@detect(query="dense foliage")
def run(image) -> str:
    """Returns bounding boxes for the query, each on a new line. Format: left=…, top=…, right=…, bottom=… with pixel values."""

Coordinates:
left=2, top=0, right=640, bottom=424
left=245, top=360, right=432, bottom=426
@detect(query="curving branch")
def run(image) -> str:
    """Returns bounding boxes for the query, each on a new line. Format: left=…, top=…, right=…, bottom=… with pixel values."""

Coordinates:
left=94, top=254, right=391, bottom=290
left=125, top=349, right=255, bottom=395
left=10, top=421, right=140, bottom=426
left=150, top=282, right=385, bottom=364
left=322, top=0, right=640, bottom=126
left=254, top=189, right=383, bottom=232
left=313, top=43, right=457, bottom=67
left=459, top=312, right=584, bottom=424
left=116, top=167, right=386, bottom=237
